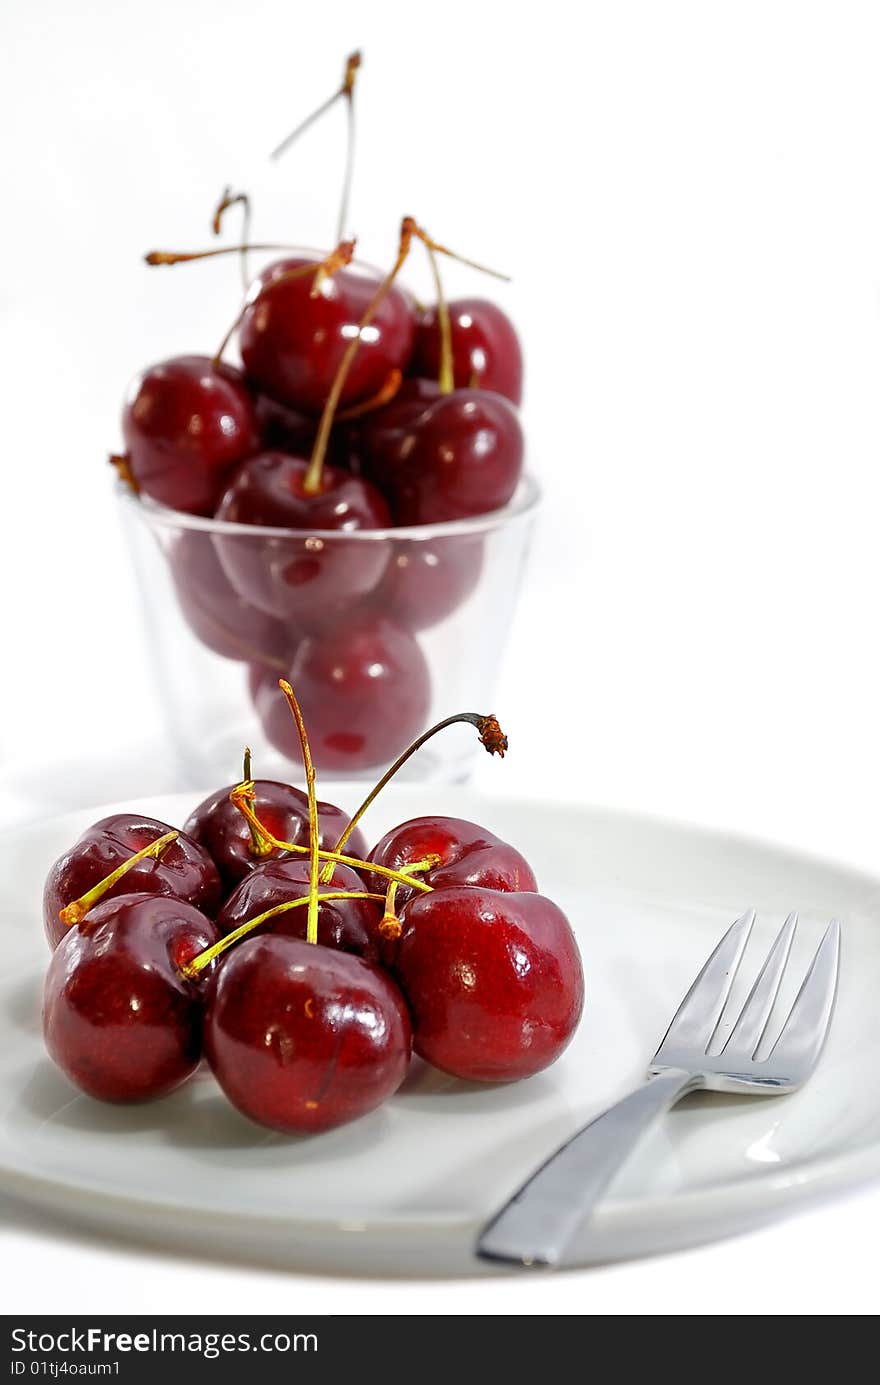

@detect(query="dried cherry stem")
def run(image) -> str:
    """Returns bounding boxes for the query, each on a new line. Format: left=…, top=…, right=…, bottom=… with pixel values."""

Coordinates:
left=278, top=680, right=320, bottom=945
left=303, top=215, right=417, bottom=496
left=109, top=454, right=139, bottom=494
left=59, top=831, right=178, bottom=927
left=241, top=747, right=273, bottom=859
left=270, top=50, right=362, bottom=242
left=212, top=240, right=355, bottom=367
left=335, top=368, right=403, bottom=421
left=323, top=712, right=508, bottom=880
left=212, top=187, right=252, bottom=290
left=181, top=889, right=385, bottom=979
left=229, top=781, right=434, bottom=893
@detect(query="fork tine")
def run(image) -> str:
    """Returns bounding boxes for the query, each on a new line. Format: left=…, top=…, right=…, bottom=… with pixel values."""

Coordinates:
left=653, top=908, right=755, bottom=1059
left=721, top=912, right=798, bottom=1058
left=766, top=920, right=841, bottom=1080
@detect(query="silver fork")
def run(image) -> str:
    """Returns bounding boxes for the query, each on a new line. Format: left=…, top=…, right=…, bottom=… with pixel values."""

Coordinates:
left=477, top=909, right=841, bottom=1268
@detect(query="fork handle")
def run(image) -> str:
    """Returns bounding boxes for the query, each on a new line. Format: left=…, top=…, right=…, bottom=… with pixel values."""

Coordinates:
left=476, top=1069, right=701, bottom=1267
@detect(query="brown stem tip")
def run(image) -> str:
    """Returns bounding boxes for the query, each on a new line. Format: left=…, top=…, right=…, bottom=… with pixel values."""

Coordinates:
left=109, top=453, right=139, bottom=494
left=477, top=715, right=508, bottom=757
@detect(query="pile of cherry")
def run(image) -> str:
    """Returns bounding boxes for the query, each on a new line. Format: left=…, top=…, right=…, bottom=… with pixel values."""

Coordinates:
left=42, top=698, right=583, bottom=1134
left=115, top=56, right=525, bottom=774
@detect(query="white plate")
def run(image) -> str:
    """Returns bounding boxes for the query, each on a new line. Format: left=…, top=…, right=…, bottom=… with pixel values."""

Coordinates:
left=1, top=788, right=877, bottom=1275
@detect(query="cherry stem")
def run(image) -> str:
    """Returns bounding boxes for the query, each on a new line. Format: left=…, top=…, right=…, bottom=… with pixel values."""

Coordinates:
left=303, top=216, right=416, bottom=495
left=335, top=368, right=403, bottom=421
left=181, top=889, right=385, bottom=979
left=109, top=454, right=139, bottom=495
left=212, top=240, right=355, bottom=368
left=145, top=243, right=300, bottom=267
left=324, top=712, right=509, bottom=876
left=230, top=783, right=434, bottom=893
left=423, top=242, right=454, bottom=394
left=212, top=187, right=252, bottom=290
left=277, top=681, right=320, bottom=944
left=58, top=830, right=179, bottom=927
left=411, top=225, right=511, bottom=283
left=270, top=50, right=362, bottom=243
left=380, top=878, right=402, bottom=941
left=240, top=747, right=273, bottom=859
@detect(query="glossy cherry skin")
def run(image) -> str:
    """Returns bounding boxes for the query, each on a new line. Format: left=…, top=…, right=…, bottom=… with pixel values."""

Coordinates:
left=168, top=529, right=296, bottom=665
left=412, top=298, right=523, bottom=405
left=184, top=779, right=366, bottom=891
left=239, top=256, right=415, bottom=416
left=43, top=814, right=222, bottom=950
left=364, top=816, right=537, bottom=908
left=359, top=385, right=524, bottom=524
left=122, top=356, right=259, bottom=515
left=394, top=887, right=583, bottom=1082
left=217, top=858, right=382, bottom=960
left=371, top=535, right=484, bottom=631
left=203, top=935, right=412, bottom=1132
left=214, top=452, right=391, bottom=624
left=254, top=613, right=431, bottom=772
left=43, top=893, right=218, bottom=1102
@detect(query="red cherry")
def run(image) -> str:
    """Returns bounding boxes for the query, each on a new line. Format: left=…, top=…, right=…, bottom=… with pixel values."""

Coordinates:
left=359, top=384, right=524, bottom=524
left=239, top=257, right=415, bottom=416
left=394, top=887, right=583, bottom=1082
left=216, top=857, right=381, bottom=959
left=254, top=613, right=431, bottom=772
left=364, top=815, right=537, bottom=907
left=43, top=814, right=221, bottom=950
left=412, top=298, right=523, bottom=405
left=213, top=451, right=391, bottom=623
left=371, top=535, right=484, bottom=631
left=121, top=355, right=259, bottom=515
left=183, top=778, right=366, bottom=890
left=168, top=529, right=296, bottom=665
left=203, top=935, right=412, bottom=1132
left=43, top=893, right=218, bottom=1102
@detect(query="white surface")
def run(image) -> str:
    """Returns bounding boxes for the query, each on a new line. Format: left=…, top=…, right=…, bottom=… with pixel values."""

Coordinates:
left=6, top=790, right=876, bottom=1278
left=3, top=0, right=880, bottom=1315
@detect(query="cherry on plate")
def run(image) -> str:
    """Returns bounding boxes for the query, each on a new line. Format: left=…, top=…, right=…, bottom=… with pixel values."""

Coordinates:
left=43, top=892, right=218, bottom=1102
left=217, top=857, right=382, bottom=959
left=394, top=886, right=584, bottom=1082
left=204, top=935, right=412, bottom=1132
left=365, top=815, right=537, bottom=908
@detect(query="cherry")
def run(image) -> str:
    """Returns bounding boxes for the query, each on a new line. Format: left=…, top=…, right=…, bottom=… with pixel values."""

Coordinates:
left=183, top=778, right=367, bottom=890
left=255, top=395, right=318, bottom=456
left=359, top=384, right=524, bottom=524
left=364, top=815, right=537, bottom=908
left=371, top=533, right=484, bottom=631
left=394, top=887, right=584, bottom=1082
left=168, top=529, right=295, bottom=665
left=412, top=297, right=523, bottom=404
left=254, top=612, right=431, bottom=772
left=44, top=814, right=221, bottom=950
left=213, top=451, right=391, bottom=623
left=203, top=935, right=411, bottom=1132
left=43, top=892, right=218, bottom=1102
left=120, top=355, right=259, bottom=515
left=239, top=256, right=415, bottom=416
left=216, top=857, right=382, bottom=960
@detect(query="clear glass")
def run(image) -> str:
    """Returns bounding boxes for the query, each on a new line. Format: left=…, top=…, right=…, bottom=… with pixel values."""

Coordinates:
left=118, top=478, right=540, bottom=786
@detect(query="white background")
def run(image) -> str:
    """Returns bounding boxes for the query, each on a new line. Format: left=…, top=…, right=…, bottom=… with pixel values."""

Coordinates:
left=2, top=0, right=879, bottom=1314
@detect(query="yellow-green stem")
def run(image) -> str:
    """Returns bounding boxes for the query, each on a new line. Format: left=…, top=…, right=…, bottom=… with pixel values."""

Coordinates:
left=59, top=830, right=179, bottom=927
left=241, top=748, right=273, bottom=859
left=424, top=241, right=454, bottom=394
left=212, top=187, right=252, bottom=291
left=279, top=681, right=320, bottom=944
left=181, top=890, right=385, bottom=978
left=231, top=783, right=434, bottom=893
left=303, top=217, right=416, bottom=495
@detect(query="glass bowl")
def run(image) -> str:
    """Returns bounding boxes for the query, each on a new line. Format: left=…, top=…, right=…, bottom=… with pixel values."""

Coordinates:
left=118, top=477, right=540, bottom=785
